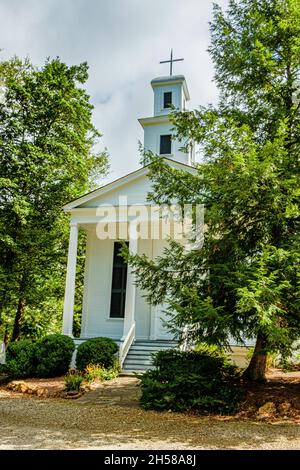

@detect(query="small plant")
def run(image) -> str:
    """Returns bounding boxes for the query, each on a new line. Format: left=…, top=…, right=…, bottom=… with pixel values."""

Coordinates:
left=100, top=365, right=120, bottom=381
left=76, top=337, right=118, bottom=371
left=64, top=373, right=83, bottom=392
left=84, top=360, right=120, bottom=382
left=84, top=364, right=104, bottom=382
left=245, top=347, right=254, bottom=362
left=277, top=356, right=300, bottom=372
left=266, top=352, right=278, bottom=370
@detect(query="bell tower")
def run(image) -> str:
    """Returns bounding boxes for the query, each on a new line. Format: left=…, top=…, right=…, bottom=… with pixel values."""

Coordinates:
left=139, top=51, right=194, bottom=166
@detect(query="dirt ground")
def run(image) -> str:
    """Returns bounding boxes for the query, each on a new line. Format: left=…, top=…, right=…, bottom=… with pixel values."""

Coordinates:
left=0, top=391, right=300, bottom=450
left=237, top=368, right=300, bottom=421
left=0, top=369, right=299, bottom=450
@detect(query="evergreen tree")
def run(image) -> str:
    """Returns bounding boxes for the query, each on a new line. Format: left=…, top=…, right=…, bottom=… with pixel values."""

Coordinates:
left=127, top=0, right=300, bottom=381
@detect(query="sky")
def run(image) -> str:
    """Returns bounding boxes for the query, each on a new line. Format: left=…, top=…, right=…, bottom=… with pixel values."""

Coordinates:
left=0, top=0, right=229, bottom=183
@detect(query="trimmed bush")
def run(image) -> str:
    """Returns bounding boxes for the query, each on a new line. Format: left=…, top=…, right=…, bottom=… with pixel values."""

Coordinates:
left=0, top=363, right=9, bottom=374
left=35, top=334, right=75, bottom=377
left=140, top=346, right=243, bottom=414
left=76, top=337, right=118, bottom=371
left=6, top=339, right=36, bottom=378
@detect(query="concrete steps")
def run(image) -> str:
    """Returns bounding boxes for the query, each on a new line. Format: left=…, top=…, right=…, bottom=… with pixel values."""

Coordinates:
left=122, top=340, right=177, bottom=373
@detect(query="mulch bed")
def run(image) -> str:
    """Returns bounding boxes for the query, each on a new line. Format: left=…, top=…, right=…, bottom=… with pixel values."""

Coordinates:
left=236, top=368, right=300, bottom=422
left=3, top=376, right=66, bottom=398
left=0, top=375, right=105, bottom=399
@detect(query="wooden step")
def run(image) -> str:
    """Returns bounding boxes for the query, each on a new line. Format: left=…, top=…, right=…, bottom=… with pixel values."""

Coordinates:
left=122, top=340, right=178, bottom=372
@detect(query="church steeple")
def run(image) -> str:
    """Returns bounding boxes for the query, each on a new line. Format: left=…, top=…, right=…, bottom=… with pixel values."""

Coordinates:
left=138, top=60, right=194, bottom=166
left=150, top=74, right=190, bottom=116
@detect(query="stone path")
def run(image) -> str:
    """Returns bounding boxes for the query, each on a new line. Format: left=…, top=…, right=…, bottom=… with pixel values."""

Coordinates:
left=77, top=375, right=141, bottom=407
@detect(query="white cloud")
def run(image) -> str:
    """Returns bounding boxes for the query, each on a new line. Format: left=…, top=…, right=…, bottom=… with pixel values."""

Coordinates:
left=0, top=0, right=229, bottom=182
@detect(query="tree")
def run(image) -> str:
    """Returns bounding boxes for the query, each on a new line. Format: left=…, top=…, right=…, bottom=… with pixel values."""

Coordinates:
left=126, top=0, right=300, bottom=381
left=0, top=57, right=108, bottom=342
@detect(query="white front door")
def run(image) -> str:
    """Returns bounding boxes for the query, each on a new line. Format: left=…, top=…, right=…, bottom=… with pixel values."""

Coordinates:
left=154, top=305, right=173, bottom=340
left=151, top=240, right=175, bottom=341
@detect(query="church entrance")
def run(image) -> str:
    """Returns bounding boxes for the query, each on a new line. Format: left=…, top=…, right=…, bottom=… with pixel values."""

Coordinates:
left=154, top=305, right=173, bottom=340
left=109, top=242, right=129, bottom=319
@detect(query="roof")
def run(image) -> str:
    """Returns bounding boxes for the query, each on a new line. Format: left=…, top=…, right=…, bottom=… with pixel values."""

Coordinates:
left=138, top=115, right=171, bottom=127
left=151, top=75, right=186, bottom=84
left=63, top=158, right=197, bottom=211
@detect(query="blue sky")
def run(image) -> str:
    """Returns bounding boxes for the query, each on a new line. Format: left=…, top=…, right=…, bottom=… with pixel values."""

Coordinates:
left=0, top=0, right=229, bottom=182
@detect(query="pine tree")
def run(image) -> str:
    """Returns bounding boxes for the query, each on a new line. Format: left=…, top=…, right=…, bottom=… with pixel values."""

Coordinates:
left=127, top=0, right=300, bottom=381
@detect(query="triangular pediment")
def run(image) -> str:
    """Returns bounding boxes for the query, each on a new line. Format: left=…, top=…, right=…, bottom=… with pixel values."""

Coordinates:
left=63, top=159, right=197, bottom=211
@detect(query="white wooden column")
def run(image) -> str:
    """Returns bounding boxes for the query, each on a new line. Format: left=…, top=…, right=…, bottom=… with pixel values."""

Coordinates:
left=62, top=221, right=78, bottom=336
left=149, top=306, right=157, bottom=340
left=149, top=239, right=157, bottom=339
left=122, top=222, right=138, bottom=338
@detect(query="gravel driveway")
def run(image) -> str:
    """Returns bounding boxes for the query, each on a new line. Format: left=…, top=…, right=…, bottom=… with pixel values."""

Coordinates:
left=0, top=392, right=300, bottom=450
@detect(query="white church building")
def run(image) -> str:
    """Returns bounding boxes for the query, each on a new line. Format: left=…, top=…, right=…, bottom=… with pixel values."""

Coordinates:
left=62, top=65, right=198, bottom=371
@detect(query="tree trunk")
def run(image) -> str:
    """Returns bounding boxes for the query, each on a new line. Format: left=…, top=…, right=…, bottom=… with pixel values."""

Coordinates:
left=11, top=298, right=25, bottom=342
left=243, top=332, right=268, bottom=382
left=3, top=327, right=9, bottom=347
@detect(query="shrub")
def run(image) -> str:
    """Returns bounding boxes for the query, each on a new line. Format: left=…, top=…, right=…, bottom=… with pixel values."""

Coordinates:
left=64, top=373, right=83, bottom=392
left=35, top=334, right=75, bottom=377
left=0, top=363, right=9, bottom=374
left=277, top=356, right=300, bottom=372
left=6, top=340, right=36, bottom=378
left=76, top=337, right=118, bottom=371
left=140, top=346, right=243, bottom=414
left=84, top=360, right=120, bottom=382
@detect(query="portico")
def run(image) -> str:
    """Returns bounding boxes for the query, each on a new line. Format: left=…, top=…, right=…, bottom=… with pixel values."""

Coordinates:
left=62, top=71, right=196, bottom=370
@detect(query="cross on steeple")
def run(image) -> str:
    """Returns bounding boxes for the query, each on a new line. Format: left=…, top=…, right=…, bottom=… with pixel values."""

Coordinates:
left=160, top=49, right=184, bottom=76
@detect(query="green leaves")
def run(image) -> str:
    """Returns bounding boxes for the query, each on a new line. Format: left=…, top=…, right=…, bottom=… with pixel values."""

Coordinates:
left=0, top=56, right=108, bottom=340
left=209, top=0, right=300, bottom=143
left=140, top=348, right=243, bottom=413
left=236, top=244, right=300, bottom=354
left=128, top=0, right=300, bottom=362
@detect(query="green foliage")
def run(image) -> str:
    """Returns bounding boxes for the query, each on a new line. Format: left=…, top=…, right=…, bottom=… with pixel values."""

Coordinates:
left=277, top=347, right=300, bottom=371
left=127, top=0, right=300, bottom=380
left=140, top=347, right=243, bottom=414
left=34, top=334, right=75, bottom=377
left=209, top=0, right=300, bottom=138
left=0, top=363, right=9, bottom=374
left=83, top=361, right=120, bottom=382
left=6, top=339, right=36, bottom=378
left=5, top=334, right=74, bottom=378
left=0, top=56, right=108, bottom=342
left=76, top=337, right=119, bottom=372
left=64, top=373, right=83, bottom=392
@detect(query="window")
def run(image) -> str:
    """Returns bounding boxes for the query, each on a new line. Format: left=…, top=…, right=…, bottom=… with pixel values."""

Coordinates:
left=160, top=135, right=172, bottom=155
left=109, top=242, right=128, bottom=318
left=163, top=92, right=172, bottom=109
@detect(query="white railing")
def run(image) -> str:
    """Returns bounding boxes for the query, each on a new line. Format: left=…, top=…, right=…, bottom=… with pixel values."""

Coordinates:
left=0, top=342, right=6, bottom=364
left=119, top=322, right=135, bottom=368
left=179, top=325, right=189, bottom=352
